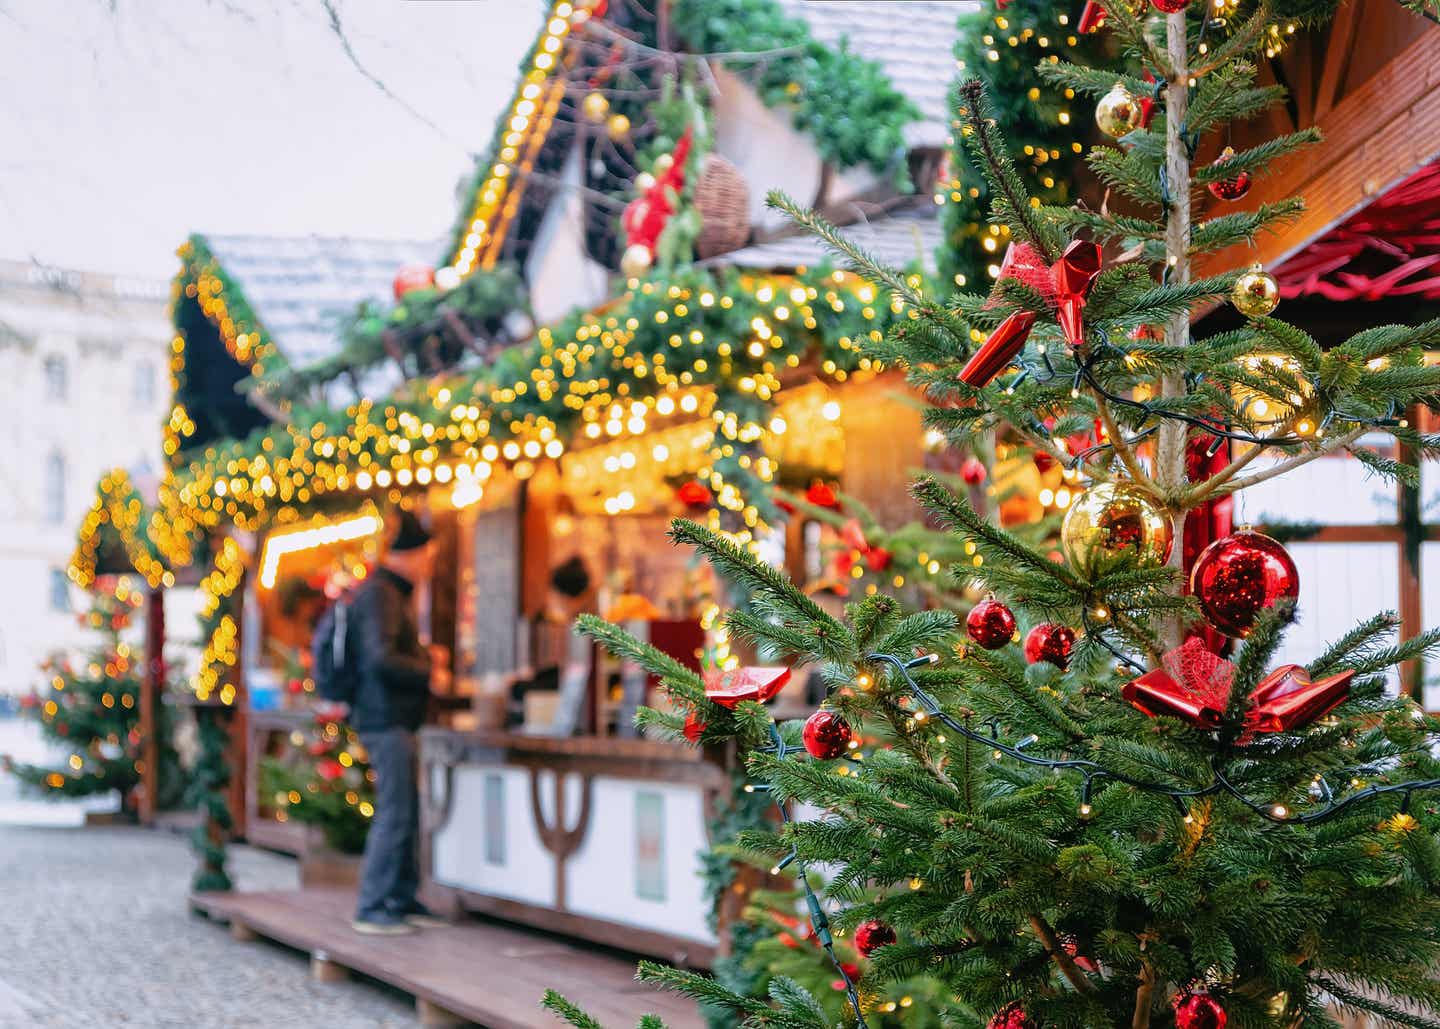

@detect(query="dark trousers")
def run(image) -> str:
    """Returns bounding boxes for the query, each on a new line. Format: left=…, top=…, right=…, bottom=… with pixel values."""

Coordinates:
left=355, top=728, right=419, bottom=920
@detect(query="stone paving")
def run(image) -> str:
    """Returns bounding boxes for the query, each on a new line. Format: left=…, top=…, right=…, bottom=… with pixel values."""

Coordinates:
left=0, top=824, right=418, bottom=1027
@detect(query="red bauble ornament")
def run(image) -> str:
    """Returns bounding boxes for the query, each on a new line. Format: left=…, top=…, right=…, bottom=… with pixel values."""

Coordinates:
left=864, top=547, right=893, bottom=573
left=967, top=599, right=1017, bottom=650
left=803, top=709, right=853, bottom=759
left=1173, top=990, right=1227, bottom=1029
left=853, top=918, right=897, bottom=956
left=1190, top=529, right=1298, bottom=637
left=806, top=481, right=840, bottom=509
left=987, top=1003, right=1035, bottom=1029
left=682, top=711, right=706, bottom=743
left=961, top=457, right=988, bottom=485
left=1152, top=0, right=1190, bottom=10
left=1024, top=623, right=1076, bottom=669
left=392, top=264, right=435, bottom=300
left=676, top=480, right=713, bottom=509
left=1206, top=147, right=1252, bottom=201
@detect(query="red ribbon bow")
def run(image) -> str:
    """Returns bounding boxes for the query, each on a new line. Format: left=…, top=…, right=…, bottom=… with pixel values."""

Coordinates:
left=957, top=240, right=1103, bottom=387
left=1243, top=665, right=1354, bottom=735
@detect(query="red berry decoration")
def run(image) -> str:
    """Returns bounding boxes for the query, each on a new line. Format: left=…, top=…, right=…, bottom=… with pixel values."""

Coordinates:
left=1190, top=529, right=1299, bottom=638
left=1174, top=990, right=1227, bottom=1029
left=853, top=918, right=897, bottom=957
left=1152, top=0, right=1189, bottom=10
left=961, top=457, right=987, bottom=485
left=987, top=1003, right=1035, bottom=1029
left=1024, top=623, right=1077, bottom=669
left=967, top=598, right=1017, bottom=650
left=802, top=709, right=853, bottom=759
left=1206, top=147, right=1252, bottom=201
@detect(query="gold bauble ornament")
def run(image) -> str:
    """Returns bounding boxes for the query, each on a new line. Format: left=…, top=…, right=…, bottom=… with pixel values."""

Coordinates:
left=1060, top=482, right=1173, bottom=580
left=1095, top=82, right=1143, bottom=138
left=1232, top=353, right=1315, bottom=429
left=1231, top=263, right=1280, bottom=318
left=621, top=243, right=653, bottom=278
left=582, top=91, right=610, bottom=123
left=607, top=113, right=632, bottom=140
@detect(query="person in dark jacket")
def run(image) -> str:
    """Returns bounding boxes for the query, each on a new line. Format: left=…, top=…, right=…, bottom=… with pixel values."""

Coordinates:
left=315, top=508, right=442, bottom=935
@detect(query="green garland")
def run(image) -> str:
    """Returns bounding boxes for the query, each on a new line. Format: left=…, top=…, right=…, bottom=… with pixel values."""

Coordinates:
left=189, top=704, right=233, bottom=892
left=669, top=0, right=918, bottom=186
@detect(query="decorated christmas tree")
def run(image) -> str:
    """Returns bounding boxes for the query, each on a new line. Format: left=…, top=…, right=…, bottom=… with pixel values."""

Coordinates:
left=5, top=579, right=179, bottom=808
left=546, top=3, right=1440, bottom=1028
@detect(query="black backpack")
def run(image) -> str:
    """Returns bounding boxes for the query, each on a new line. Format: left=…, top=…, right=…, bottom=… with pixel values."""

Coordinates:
left=312, top=598, right=361, bottom=705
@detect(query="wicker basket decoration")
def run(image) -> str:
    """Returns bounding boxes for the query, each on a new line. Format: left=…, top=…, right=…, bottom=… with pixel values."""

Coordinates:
left=694, top=153, right=751, bottom=258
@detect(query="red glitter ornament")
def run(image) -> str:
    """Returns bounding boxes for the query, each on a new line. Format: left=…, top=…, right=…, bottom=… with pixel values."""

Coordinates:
left=1173, top=990, right=1227, bottom=1029
left=1206, top=147, right=1252, bottom=201
left=1190, top=529, right=1299, bottom=637
left=987, top=1003, right=1035, bottom=1029
left=967, top=598, right=1017, bottom=650
left=1024, top=623, right=1077, bottom=669
left=853, top=918, right=897, bottom=957
left=802, top=709, right=853, bottom=759
left=961, top=457, right=988, bottom=485
left=1152, top=0, right=1190, bottom=10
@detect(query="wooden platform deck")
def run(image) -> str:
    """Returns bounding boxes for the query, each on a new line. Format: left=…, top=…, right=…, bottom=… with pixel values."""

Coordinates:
left=190, top=888, right=703, bottom=1028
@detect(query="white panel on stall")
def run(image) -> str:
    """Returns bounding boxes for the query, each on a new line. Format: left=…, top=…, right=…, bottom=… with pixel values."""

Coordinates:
left=432, top=764, right=552, bottom=906
left=1273, top=542, right=1400, bottom=694
left=1240, top=447, right=1397, bottom=526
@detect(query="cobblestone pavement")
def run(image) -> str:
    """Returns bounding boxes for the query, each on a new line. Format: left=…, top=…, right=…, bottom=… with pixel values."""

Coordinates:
left=0, top=824, right=418, bottom=1027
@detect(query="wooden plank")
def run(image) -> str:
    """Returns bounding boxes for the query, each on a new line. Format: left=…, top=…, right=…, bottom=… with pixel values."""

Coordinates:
left=191, top=889, right=704, bottom=1029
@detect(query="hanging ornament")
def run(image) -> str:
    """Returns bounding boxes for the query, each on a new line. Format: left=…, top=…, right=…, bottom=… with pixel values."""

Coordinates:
left=1244, top=664, right=1354, bottom=735
left=958, top=310, right=1038, bottom=387
left=853, top=918, right=897, bottom=956
left=392, top=265, right=435, bottom=301
left=1151, top=0, right=1190, bottom=11
left=961, top=457, right=988, bottom=485
left=967, top=598, right=1017, bottom=650
left=1231, top=264, right=1280, bottom=317
left=1024, top=623, right=1077, bottom=669
left=806, top=481, right=840, bottom=509
left=1095, top=82, right=1144, bottom=138
left=1078, top=0, right=1108, bottom=32
left=682, top=711, right=706, bottom=743
left=1206, top=147, right=1252, bottom=201
left=1173, top=990, right=1228, bottom=1029
left=987, top=1003, right=1036, bottom=1029
left=606, top=112, right=631, bottom=140
left=1137, top=71, right=1158, bottom=129
left=621, top=243, right=654, bottom=278
left=802, top=709, right=853, bottom=759
left=703, top=666, right=791, bottom=710
left=1052, top=239, right=1104, bottom=351
left=1061, top=482, right=1173, bottom=580
left=581, top=90, right=610, bottom=123
left=864, top=547, right=893, bottom=573
left=1190, top=529, right=1299, bottom=637
left=675, top=480, right=713, bottom=510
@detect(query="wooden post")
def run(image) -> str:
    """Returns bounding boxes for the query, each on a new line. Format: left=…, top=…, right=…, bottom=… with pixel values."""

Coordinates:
left=139, top=585, right=165, bottom=824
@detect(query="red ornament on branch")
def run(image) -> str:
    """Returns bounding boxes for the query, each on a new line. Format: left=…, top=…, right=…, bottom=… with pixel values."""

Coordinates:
left=1190, top=529, right=1299, bottom=637
left=1173, top=990, right=1227, bottom=1029
left=1024, top=623, right=1077, bottom=669
left=1206, top=147, right=1252, bottom=201
left=967, top=599, right=1017, bottom=650
left=987, top=1003, right=1036, bottom=1029
left=958, top=310, right=1038, bottom=388
left=682, top=711, right=706, bottom=743
left=853, top=918, right=897, bottom=956
left=703, top=666, right=790, bottom=710
left=961, top=457, right=988, bottom=485
left=1152, top=0, right=1190, bottom=11
left=864, top=547, right=893, bottom=573
left=676, top=480, right=713, bottom=510
left=802, top=709, right=853, bottom=759
left=1122, top=638, right=1235, bottom=730
left=392, top=265, right=435, bottom=300
left=1244, top=665, right=1354, bottom=735
left=805, top=481, right=840, bottom=509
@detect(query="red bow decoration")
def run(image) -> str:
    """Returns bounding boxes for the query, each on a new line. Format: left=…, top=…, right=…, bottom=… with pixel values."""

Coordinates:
left=1124, top=640, right=1355, bottom=736
left=703, top=666, right=791, bottom=710
left=1122, top=638, right=1234, bottom=730
left=957, top=240, right=1103, bottom=387
left=1243, top=665, right=1354, bottom=735
left=1078, top=0, right=1107, bottom=32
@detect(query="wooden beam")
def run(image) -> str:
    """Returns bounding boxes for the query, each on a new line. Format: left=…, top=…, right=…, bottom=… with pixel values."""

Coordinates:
left=139, top=586, right=164, bottom=825
left=1313, top=0, right=1360, bottom=122
left=1195, top=27, right=1440, bottom=277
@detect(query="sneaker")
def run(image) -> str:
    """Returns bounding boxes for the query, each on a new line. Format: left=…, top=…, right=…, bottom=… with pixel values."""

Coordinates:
left=351, top=913, right=416, bottom=935
left=395, top=902, right=448, bottom=929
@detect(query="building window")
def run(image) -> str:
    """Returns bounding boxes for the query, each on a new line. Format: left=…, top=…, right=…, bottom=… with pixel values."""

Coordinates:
left=45, top=451, right=65, bottom=524
left=43, top=354, right=67, bottom=401
left=133, top=360, right=155, bottom=406
left=49, top=569, right=71, bottom=613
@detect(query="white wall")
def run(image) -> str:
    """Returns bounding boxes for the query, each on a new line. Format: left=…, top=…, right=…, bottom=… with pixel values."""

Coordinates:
left=525, top=147, right=619, bottom=325
left=0, top=261, right=169, bottom=695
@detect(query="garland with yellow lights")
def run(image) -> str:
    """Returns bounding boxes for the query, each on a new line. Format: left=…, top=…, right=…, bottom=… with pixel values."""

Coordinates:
left=68, top=469, right=173, bottom=590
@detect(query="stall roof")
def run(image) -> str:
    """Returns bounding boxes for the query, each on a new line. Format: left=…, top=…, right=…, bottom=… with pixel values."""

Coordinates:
left=719, top=208, right=944, bottom=275
left=776, top=0, right=974, bottom=148
left=198, top=234, right=437, bottom=370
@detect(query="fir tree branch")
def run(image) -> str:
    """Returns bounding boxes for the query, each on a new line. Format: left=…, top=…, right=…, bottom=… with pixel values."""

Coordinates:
left=1030, top=914, right=1098, bottom=995
left=541, top=990, right=606, bottom=1029
left=1196, top=427, right=1366, bottom=501
left=575, top=614, right=706, bottom=698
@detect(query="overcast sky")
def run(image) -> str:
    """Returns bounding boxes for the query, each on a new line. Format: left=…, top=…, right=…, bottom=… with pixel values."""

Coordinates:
left=0, top=0, right=545, bottom=280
